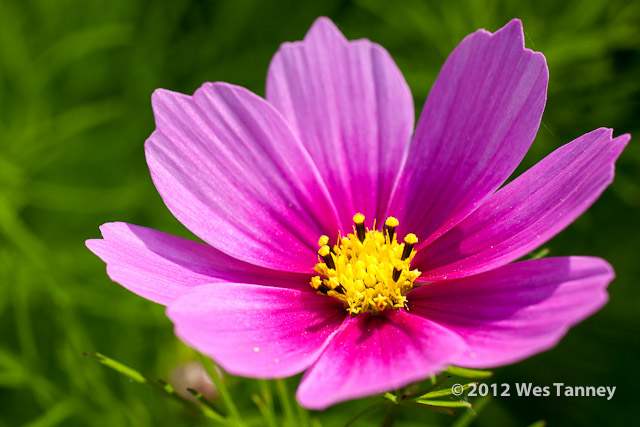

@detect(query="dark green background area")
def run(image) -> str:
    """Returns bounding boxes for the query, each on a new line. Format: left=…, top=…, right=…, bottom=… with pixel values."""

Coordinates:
left=0, top=0, right=638, bottom=426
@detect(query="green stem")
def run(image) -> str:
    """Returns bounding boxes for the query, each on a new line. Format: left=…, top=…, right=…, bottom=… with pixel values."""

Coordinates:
left=258, top=381, right=277, bottom=427
left=381, top=404, right=396, bottom=427
left=451, top=395, right=491, bottom=427
left=85, top=352, right=226, bottom=422
left=401, top=375, right=451, bottom=400
left=198, top=353, right=243, bottom=425
left=185, top=388, right=228, bottom=423
left=383, top=393, right=397, bottom=404
left=295, top=398, right=310, bottom=427
left=251, top=394, right=277, bottom=427
left=344, top=401, right=388, bottom=427
left=275, top=379, right=296, bottom=426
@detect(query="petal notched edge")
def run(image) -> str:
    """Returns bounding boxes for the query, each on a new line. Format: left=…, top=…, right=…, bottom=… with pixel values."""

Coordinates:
left=389, top=18, right=548, bottom=248
left=267, top=17, right=414, bottom=230
left=415, top=128, right=630, bottom=280
left=146, top=82, right=341, bottom=273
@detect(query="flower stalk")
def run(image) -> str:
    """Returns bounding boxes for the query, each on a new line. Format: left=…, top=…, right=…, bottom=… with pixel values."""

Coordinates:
left=198, top=353, right=245, bottom=426
left=85, top=352, right=227, bottom=423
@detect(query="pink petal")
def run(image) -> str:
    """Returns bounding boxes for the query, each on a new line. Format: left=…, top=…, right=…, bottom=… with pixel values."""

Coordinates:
left=409, top=257, right=613, bottom=368
left=415, top=128, right=629, bottom=280
left=388, top=19, right=548, bottom=245
left=296, top=310, right=465, bottom=410
left=166, top=284, right=346, bottom=378
left=146, top=82, right=341, bottom=273
left=86, top=222, right=311, bottom=305
left=267, top=17, right=414, bottom=227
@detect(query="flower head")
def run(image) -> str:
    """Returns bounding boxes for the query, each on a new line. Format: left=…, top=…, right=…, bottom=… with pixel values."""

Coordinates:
left=311, top=214, right=421, bottom=314
left=87, top=17, right=630, bottom=409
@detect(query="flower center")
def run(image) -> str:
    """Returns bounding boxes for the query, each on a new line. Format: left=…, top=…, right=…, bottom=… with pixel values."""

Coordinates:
left=310, top=213, right=421, bottom=315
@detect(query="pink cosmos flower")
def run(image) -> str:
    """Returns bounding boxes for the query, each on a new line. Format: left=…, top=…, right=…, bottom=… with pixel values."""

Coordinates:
left=86, top=17, right=630, bottom=410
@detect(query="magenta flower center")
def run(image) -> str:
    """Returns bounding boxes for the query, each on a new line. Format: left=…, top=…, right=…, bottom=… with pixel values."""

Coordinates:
left=310, top=213, right=422, bottom=315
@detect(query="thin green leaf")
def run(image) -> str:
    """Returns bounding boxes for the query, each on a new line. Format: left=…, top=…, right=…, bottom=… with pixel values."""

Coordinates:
left=84, top=352, right=145, bottom=383
left=414, top=399, right=472, bottom=408
left=445, top=366, right=494, bottom=378
left=417, top=382, right=477, bottom=399
left=85, top=352, right=226, bottom=423
left=383, top=392, right=398, bottom=404
left=401, top=375, right=452, bottom=400
left=397, top=401, right=457, bottom=415
left=528, top=247, right=550, bottom=260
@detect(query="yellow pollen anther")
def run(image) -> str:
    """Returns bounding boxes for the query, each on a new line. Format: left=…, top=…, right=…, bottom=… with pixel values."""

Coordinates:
left=384, top=216, right=400, bottom=242
left=384, top=217, right=399, bottom=228
left=310, top=215, right=422, bottom=315
left=318, top=245, right=331, bottom=257
left=353, top=213, right=366, bottom=242
left=404, top=233, right=418, bottom=245
left=318, top=235, right=329, bottom=247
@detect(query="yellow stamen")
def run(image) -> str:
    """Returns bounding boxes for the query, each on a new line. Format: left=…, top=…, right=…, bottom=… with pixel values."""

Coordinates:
left=310, top=214, right=421, bottom=315
left=353, top=213, right=366, bottom=242
left=384, top=216, right=399, bottom=242
left=318, top=245, right=335, bottom=270
left=401, top=233, right=418, bottom=260
left=385, top=217, right=399, bottom=227
left=404, top=233, right=418, bottom=245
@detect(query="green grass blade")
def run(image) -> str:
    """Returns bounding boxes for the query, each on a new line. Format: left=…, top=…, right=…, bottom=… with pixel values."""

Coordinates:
left=198, top=353, right=244, bottom=425
left=417, top=382, right=477, bottom=399
left=414, top=399, right=472, bottom=408
left=84, top=352, right=146, bottom=383
left=86, top=352, right=226, bottom=423
left=445, top=366, right=494, bottom=379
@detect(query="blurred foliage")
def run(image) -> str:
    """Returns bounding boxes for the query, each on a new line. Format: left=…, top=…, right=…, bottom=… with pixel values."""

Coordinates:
left=0, top=0, right=638, bottom=426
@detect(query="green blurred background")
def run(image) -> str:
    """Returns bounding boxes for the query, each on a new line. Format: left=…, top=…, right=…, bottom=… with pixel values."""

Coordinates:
left=0, top=0, right=638, bottom=426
